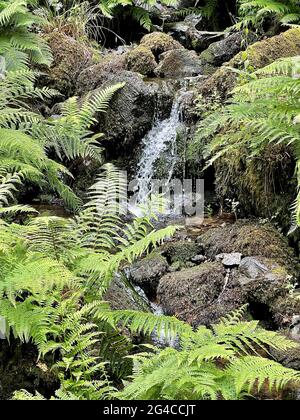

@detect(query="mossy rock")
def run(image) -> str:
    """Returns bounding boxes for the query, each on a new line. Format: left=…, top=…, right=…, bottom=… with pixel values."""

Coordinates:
left=140, top=32, right=183, bottom=59
left=214, top=144, right=296, bottom=229
left=76, top=52, right=126, bottom=95
left=199, top=27, right=300, bottom=100
left=125, top=46, right=157, bottom=76
left=154, top=48, right=203, bottom=78
left=160, top=240, right=203, bottom=268
left=157, top=261, right=241, bottom=325
left=200, top=220, right=297, bottom=270
left=43, top=32, right=93, bottom=96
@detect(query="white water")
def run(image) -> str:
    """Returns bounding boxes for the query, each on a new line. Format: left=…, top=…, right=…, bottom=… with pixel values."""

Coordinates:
left=135, top=90, right=187, bottom=204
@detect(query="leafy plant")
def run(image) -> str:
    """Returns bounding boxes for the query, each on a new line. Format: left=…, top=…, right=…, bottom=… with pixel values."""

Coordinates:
left=193, top=56, right=300, bottom=225
left=0, top=164, right=177, bottom=399
left=98, top=0, right=179, bottom=31
left=113, top=306, right=300, bottom=400
left=33, top=82, right=125, bottom=162
left=0, top=0, right=52, bottom=71
left=0, top=64, right=124, bottom=211
left=236, top=0, right=300, bottom=30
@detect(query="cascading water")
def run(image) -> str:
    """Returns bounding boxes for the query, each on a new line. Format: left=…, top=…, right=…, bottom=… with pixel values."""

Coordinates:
left=135, top=88, right=188, bottom=205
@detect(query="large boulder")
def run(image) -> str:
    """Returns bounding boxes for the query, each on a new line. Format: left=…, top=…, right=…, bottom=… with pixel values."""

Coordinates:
left=76, top=52, right=126, bottom=95
left=199, top=27, right=300, bottom=100
left=158, top=222, right=300, bottom=328
left=43, top=32, right=93, bottom=96
left=199, top=32, right=247, bottom=74
left=140, top=32, right=183, bottom=59
left=199, top=221, right=297, bottom=268
left=158, top=255, right=300, bottom=328
left=157, top=262, right=240, bottom=325
left=154, top=49, right=203, bottom=78
left=88, top=71, right=173, bottom=159
left=128, top=253, right=169, bottom=299
left=125, top=45, right=157, bottom=76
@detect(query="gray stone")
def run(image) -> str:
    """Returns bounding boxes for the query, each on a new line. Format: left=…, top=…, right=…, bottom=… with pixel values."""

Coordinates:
left=216, top=252, right=243, bottom=267
left=154, top=49, right=203, bottom=78
left=199, top=32, right=245, bottom=68
left=191, top=254, right=207, bottom=264
left=128, top=254, right=169, bottom=299
left=239, top=256, right=269, bottom=279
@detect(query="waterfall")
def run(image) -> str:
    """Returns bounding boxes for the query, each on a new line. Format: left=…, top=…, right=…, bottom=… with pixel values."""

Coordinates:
left=135, top=89, right=187, bottom=205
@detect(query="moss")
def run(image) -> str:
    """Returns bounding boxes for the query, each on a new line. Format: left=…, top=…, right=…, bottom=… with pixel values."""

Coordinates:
left=125, top=46, right=157, bottom=76
left=160, top=240, right=201, bottom=267
left=200, top=220, right=297, bottom=269
left=44, top=31, right=93, bottom=96
left=140, top=32, right=183, bottom=59
left=199, top=27, right=300, bottom=101
left=214, top=143, right=296, bottom=229
left=245, top=28, right=300, bottom=68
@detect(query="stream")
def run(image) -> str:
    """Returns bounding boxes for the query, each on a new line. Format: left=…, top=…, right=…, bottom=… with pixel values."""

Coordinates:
left=135, top=87, right=188, bottom=204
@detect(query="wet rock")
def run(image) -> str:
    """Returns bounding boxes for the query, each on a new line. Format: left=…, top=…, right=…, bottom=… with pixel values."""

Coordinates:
left=160, top=240, right=202, bottom=268
left=140, top=32, right=183, bottom=60
left=125, top=46, right=157, bottom=76
left=128, top=253, right=169, bottom=299
left=104, top=274, right=148, bottom=311
left=76, top=52, right=126, bottom=95
left=154, top=49, right=203, bottom=78
left=216, top=252, right=243, bottom=267
left=199, top=32, right=245, bottom=74
left=43, top=32, right=93, bottom=96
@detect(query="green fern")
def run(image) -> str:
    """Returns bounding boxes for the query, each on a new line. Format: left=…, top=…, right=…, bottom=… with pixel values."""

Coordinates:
left=236, top=0, right=300, bottom=30
left=117, top=307, right=300, bottom=400
left=0, top=0, right=52, bottom=71
left=193, top=56, right=300, bottom=225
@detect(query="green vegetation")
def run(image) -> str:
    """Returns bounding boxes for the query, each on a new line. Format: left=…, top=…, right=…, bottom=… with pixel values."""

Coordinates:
left=193, top=56, right=300, bottom=225
left=1, top=0, right=300, bottom=402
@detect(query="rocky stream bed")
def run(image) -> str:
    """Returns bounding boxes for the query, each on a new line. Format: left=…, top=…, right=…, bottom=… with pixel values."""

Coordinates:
left=2, top=7, right=300, bottom=399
